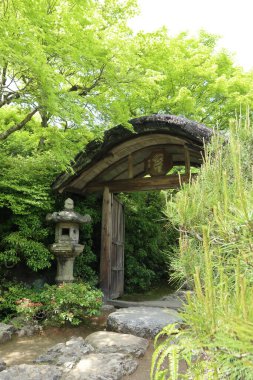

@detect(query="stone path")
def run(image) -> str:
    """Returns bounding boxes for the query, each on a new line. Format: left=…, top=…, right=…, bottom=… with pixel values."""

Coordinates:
left=0, top=334, right=148, bottom=380
left=0, top=293, right=184, bottom=379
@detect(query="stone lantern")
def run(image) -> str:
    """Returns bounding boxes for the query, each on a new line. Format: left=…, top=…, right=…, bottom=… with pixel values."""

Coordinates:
left=46, top=198, right=91, bottom=284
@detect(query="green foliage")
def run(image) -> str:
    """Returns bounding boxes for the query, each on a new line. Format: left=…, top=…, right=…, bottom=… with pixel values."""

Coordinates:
left=72, top=194, right=102, bottom=285
left=151, top=325, right=180, bottom=380
left=0, top=0, right=139, bottom=129
left=1, top=0, right=253, bottom=137
left=152, top=118, right=253, bottom=379
left=123, top=30, right=253, bottom=128
left=119, top=191, right=178, bottom=292
left=0, top=111, right=93, bottom=272
left=0, top=282, right=40, bottom=320
left=0, top=281, right=102, bottom=326
left=1, top=0, right=253, bottom=304
left=40, top=282, right=103, bottom=326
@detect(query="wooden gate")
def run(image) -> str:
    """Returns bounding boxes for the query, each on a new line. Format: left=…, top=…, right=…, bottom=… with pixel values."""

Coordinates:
left=110, top=195, right=124, bottom=299
left=100, top=188, right=125, bottom=299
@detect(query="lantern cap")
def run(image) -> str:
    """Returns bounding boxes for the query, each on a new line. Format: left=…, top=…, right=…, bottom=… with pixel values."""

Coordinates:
left=46, top=198, right=91, bottom=224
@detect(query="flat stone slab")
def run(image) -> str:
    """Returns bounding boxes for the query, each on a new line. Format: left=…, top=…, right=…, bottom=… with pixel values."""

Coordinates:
left=107, top=298, right=182, bottom=310
left=85, top=331, right=149, bottom=357
left=62, top=353, right=138, bottom=380
left=0, top=364, right=62, bottom=380
left=35, top=337, right=94, bottom=369
left=107, top=307, right=182, bottom=338
left=106, top=291, right=187, bottom=310
left=0, top=323, right=15, bottom=344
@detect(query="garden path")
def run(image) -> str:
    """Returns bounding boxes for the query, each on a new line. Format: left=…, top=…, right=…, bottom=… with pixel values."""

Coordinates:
left=0, top=292, right=183, bottom=379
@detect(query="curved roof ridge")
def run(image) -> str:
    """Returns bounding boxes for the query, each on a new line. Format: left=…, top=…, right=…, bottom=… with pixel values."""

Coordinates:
left=53, top=114, right=212, bottom=192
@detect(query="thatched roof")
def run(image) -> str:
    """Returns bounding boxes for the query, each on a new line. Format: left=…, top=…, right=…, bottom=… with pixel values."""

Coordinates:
left=53, top=114, right=212, bottom=194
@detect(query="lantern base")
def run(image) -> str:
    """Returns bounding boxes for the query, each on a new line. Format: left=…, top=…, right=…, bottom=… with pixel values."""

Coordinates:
left=50, top=243, right=84, bottom=284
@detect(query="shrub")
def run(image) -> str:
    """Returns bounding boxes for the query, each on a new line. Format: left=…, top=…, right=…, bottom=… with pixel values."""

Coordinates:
left=40, top=282, right=103, bottom=326
left=0, top=282, right=41, bottom=321
left=152, top=118, right=253, bottom=379
left=0, top=281, right=102, bottom=326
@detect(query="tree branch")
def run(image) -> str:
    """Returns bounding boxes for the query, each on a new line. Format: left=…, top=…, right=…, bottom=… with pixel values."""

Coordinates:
left=0, top=76, right=33, bottom=108
left=39, top=109, right=51, bottom=128
left=0, top=107, right=39, bottom=141
left=69, top=64, right=106, bottom=96
left=0, top=92, right=21, bottom=108
left=0, top=63, right=8, bottom=98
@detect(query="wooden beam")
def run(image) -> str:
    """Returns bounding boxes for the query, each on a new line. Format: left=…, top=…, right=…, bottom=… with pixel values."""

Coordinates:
left=128, top=154, right=133, bottom=179
left=67, top=135, right=187, bottom=189
left=112, top=158, right=200, bottom=181
left=90, top=145, right=201, bottom=184
left=100, top=187, right=112, bottom=300
left=86, top=174, right=195, bottom=193
left=84, top=143, right=188, bottom=184
left=184, top=146, right=191, bottom=176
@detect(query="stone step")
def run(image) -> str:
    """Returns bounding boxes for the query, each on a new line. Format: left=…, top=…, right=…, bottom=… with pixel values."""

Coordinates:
left=107, top=306, right=182, bottom=338
left=106, top=297, right=182, bottom=310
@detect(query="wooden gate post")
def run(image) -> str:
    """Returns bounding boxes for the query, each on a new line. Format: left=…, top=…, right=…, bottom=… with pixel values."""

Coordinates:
left=100, top=186, right=112, bottom=300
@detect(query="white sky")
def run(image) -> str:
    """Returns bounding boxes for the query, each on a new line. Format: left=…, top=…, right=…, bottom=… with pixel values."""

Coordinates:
left=129, top=0, right=253, bottom=71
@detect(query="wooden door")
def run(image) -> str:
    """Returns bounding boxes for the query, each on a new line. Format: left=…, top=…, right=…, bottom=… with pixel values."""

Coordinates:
left=110, top=195, right=125, bottom=299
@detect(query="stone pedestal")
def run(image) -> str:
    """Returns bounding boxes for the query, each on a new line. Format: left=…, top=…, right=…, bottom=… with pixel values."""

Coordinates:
left=56, top=257, right=75, bottom=283
left=50, top=242, right=84, bottom=283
